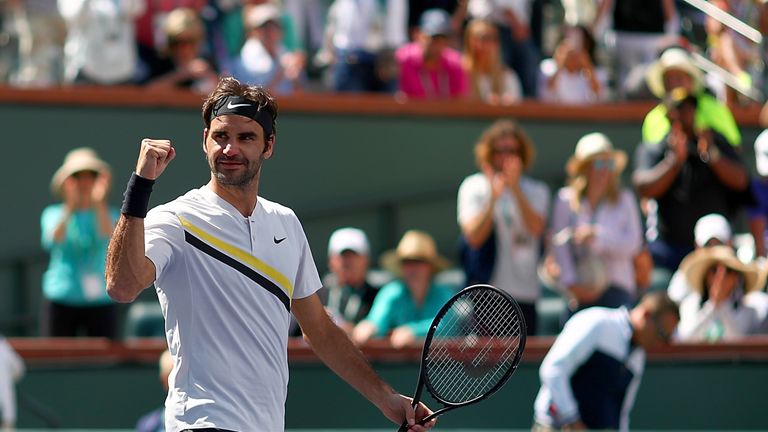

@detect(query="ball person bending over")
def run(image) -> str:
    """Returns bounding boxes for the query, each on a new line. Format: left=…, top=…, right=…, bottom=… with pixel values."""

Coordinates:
left=105, top=77, right=435, bottom=432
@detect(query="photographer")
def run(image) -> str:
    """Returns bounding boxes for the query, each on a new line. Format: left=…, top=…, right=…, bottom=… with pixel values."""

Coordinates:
left=632, top=88, right=748, bottom=271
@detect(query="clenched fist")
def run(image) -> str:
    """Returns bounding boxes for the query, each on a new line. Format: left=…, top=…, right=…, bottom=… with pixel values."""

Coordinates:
left=136, top=139, right=176, bottom=180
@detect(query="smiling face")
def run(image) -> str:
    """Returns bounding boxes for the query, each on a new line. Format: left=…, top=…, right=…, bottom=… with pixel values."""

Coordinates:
left=203, top=114, right=273, bottom=190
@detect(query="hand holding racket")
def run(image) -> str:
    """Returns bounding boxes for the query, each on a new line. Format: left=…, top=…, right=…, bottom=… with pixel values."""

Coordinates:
left=397, top=284, right=527, bottom=431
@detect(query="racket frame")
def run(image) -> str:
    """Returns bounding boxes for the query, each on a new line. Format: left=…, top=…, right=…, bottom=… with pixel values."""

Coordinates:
left=406, top=283, right=527, bottom=426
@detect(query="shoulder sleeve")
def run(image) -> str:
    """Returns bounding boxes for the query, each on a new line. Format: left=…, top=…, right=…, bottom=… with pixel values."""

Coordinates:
left=144, top=205, right=184, bottom=281
left=457, top=174, right=491, bottom=225
left=290, top=214, right=322, bottom=299
left=40, top=205, right=61, bottom=250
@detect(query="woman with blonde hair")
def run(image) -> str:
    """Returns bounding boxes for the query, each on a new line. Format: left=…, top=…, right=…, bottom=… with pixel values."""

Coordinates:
left=462, top=19, right=522, bottom=105
left=549, top=132, right=643, bottom=318
left=457, top=119, right=549, bottom=334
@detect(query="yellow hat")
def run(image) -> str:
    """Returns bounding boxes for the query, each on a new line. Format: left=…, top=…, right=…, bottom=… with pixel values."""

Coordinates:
left=565, top=132, right=627, bottom=177
left=50, top=147, right=110, bottom=197
left=380, top=230, right=450, bottom=275
left=680, top=246, right=766, bottom=294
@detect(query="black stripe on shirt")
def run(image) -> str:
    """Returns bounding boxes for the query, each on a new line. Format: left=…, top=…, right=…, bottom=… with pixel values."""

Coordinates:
left=183, top=230, right=291, bottom=312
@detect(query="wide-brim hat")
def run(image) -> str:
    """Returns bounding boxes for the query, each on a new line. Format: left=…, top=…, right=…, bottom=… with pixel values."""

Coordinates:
left=50, top=147, right=110, bottom=197
left=566, top=132, right=627, bottom=177
left=680, top=245, right=766, bottom=294
left=380, top=230, right=450, bottom=275
left=645, top=47, right=703, bottom=98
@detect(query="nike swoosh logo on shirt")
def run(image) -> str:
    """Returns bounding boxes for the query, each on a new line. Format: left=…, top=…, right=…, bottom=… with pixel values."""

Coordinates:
left=227, top=101, right=251, bottom=109
left=274, top=236, right=287, bottom=244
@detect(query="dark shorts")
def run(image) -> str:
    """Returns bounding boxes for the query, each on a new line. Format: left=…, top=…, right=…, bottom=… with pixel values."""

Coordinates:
left=43, top=300, right=118, bottom=339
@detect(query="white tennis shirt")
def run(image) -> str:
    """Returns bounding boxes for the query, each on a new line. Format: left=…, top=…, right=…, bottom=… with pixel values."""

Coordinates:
left=144, top=185, right=322, bottom=432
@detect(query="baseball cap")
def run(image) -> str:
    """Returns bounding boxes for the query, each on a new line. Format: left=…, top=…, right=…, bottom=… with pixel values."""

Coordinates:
left=328, top=228, right=370, bottom=256
left=755, top=129, right=768, bottom=176
left=694, top=214, right=732, bottom=247
left=246, top=4, right=282, bottom=29
left=419, top=9, right=452, bottom=37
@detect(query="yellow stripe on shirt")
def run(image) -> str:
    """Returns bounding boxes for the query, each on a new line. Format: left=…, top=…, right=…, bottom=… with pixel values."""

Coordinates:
left=178, top=216, right=294, bottom=298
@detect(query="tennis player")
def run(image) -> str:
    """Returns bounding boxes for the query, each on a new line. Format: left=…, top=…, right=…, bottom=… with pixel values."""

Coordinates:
left=105, top=77, right=436, bottom=432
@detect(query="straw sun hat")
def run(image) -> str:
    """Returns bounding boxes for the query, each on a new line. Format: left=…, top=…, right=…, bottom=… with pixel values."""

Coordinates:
left=645, top=47, right=703, bottom=99
left=50, top=147, right=110, bottom=197
left=380, top=230, right=450, bottom=275
left=565, top=132, right=627, bottom=177
left=680, top=246, right=766, bottom=294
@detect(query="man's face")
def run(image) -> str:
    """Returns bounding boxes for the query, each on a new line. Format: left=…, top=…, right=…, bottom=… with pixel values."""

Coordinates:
left=329, top=250, right=369, bottom=287
left=663, top=69, right=694, bottom=93
left=421, top=33, right=449, bottom=58
left=641, top=311, right=678, bottom=348
left=203, top=114, right=273, bottom=189
left=491, top=136, right=521, bottom=172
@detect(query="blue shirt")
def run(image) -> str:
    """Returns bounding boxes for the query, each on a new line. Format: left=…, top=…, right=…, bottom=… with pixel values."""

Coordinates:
left=364, top=279, right=455, bottom=337
left=747, top=177, right=768, bottom=246
left=40, top=204, right=118, bottom=306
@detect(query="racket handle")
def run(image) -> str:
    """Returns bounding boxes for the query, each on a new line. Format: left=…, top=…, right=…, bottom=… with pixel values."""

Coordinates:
left=397, top=422, right=410, bottom=432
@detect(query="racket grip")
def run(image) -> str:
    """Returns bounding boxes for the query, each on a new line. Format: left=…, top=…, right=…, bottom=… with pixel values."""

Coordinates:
left=397, top=422, right=410, bottom=432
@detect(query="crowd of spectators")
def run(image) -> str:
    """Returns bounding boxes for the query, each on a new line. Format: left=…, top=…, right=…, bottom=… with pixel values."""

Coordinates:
left=1, top=1, right=768, bottom=107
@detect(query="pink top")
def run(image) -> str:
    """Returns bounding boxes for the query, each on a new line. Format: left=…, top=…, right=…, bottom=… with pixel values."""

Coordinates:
left=396, top=42, right=468, bottom=99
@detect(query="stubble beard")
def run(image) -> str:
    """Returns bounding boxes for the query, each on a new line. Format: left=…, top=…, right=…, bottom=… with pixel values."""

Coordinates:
left=209, top=155, right=262, bottom=189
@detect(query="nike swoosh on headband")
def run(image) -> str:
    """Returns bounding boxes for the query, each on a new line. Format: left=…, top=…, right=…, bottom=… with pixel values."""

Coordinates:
left=227, top=101, right=251, bottom=109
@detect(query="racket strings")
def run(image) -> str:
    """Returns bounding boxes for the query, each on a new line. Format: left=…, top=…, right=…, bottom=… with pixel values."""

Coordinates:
left=424, top=289, right=523, bottom=403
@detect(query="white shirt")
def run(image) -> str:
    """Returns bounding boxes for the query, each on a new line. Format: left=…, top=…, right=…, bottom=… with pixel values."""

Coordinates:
left=534, top=307, right=644, bottom=432
left=677, top=290, right=768, bottom=342
left=58, top=0, right=145, bottom=84
left=457, top=173, right=550, bottom=303
left=0, top=337, right=24, bottom=426
left=468, top=0, right=531, bottom=26
left=144, top=186, right=322, bottom=432
left=326, top=0, right=406, bottom=52
left=550, top=187, right=643, bottom=294
left=473, top=70, right=523, bottom=104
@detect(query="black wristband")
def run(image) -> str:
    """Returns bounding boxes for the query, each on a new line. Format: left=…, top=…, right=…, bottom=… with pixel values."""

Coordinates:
left=121, top=173, right=155, bottom=218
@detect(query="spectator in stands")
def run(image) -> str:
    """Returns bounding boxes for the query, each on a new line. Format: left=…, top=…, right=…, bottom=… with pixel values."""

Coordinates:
left=533, top=292, right=679, bottom=431
left=8, top=0, right=66, bottom=87
left=0, top=336, right=23, bottom=432
left=396, top=8, right=468, bottom=99
left=467, top=0, right=539, bottom=97
left=539, top=27, right=603, bottom=104
left=703, top=0, right=760, bottom=108
left=633, top=89, right=749, bottom=272
left=146, top=7, right=219, bottom=94
left=675, top=245, right=768, bottom=342
left=58, top=0, right=146, bottom=85
left=748, top=130, right=768, bottom=258
left=549, top=132, right=643, bottom=316
left=228, top=3, right=304, bottom=94
left=668, top=213, right=733, bottom=304
left=352, top=230, right=454, bottom=348
left=41, top=148, right=119, bottom=338
left=457, top=119, right=549, bottom=335
left=643, top=47, right=741, bottom=147
left=462, top=18, right=522, bottom=105
left=321, top=227, right=381, bottom=335
left=317, top=0, right=407, bottom=93
left=593, top=0, right=678, bottom=100
left=407, top=1, right=467, bottom=44
left=283, top=0, right=326, bottom=60
left=220, top=0, right=302, bottom=64
left=135, top=349, right=172, bottom=432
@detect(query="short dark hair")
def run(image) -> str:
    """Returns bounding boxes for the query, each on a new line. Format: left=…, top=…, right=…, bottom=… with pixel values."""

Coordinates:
left=202, top=76, right=278, bottom=136
left=639, top=291, right=680, bottom=322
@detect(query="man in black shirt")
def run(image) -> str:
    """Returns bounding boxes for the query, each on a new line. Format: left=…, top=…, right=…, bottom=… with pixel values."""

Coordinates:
left=632, top=89, right=749, bottom=271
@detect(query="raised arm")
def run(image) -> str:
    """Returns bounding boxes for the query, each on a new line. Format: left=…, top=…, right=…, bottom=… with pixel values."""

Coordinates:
left=105, top=139, right=175, bottom=303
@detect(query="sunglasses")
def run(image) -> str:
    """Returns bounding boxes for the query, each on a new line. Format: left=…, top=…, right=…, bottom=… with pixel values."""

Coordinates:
left=493, top=148, right=520, bottom=156
left=71, top=170, right=98, bottom=179
left=591, top=159, right=615, bottom=170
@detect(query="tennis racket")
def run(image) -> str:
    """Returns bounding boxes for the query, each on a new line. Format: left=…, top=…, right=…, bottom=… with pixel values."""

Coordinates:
left=398, top=284, right=526, bottom=431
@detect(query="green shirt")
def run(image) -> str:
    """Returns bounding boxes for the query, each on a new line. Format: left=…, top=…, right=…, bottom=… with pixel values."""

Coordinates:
left=364, top=279, right=455, bottom=337
left=642, top=93, right=741, bottom=147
